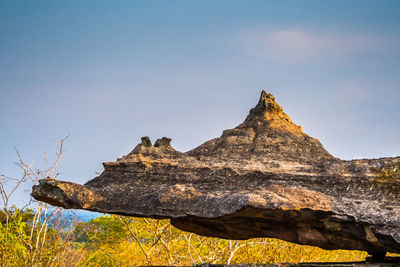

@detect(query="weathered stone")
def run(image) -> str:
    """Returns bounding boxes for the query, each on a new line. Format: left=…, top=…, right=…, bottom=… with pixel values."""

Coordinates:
left=31, top=91, right=400, bottom=258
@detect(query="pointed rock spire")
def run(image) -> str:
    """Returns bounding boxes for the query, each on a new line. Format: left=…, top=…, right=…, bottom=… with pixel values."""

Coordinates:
left=254, top=90, right=283, bottom=114
left=244, top=90, right=302, bottom=135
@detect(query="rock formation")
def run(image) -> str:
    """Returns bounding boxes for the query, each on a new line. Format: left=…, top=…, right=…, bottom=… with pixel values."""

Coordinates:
left=32, top=91, right=400, bottom=259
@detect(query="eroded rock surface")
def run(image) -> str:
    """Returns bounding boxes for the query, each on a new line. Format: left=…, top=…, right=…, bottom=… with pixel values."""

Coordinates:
left=32, top=91, right=400, bottom=257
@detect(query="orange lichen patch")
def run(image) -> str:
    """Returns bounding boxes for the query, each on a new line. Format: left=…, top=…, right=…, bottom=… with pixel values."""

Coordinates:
left=131, top=154, right=153, bottom=168
left=159, top=184, right=202, bottom=203
left=110, top=154, right=180, bottom=168
left=247, top=185, right=331, bottom=211
left=267, top=112, right=303, bottom=136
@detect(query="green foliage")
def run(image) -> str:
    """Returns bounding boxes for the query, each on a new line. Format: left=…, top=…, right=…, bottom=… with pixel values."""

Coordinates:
left=377, top=160, right=400, bottom=183
left=73, top=215, right=129, bottom=244
left=0, top=207, right=32, bottom=264
left=0, top=205, right=82, bottom=266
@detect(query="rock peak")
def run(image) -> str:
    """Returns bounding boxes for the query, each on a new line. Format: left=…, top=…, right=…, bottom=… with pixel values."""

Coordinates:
left=251, top=91, right=283, bottom=116
left=260, top=90, right=275, bottom=102
left=245, top=90, right=302, bottom=135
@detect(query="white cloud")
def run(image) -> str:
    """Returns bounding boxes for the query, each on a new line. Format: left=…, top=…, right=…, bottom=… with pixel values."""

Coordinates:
left=239, top=29, right=388, bottom=64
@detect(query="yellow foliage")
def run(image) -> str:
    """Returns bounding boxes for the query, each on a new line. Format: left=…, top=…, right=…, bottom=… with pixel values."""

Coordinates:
left=73, top=216, right=370, bottom=266
left=3, top=209, right=399, bottom=266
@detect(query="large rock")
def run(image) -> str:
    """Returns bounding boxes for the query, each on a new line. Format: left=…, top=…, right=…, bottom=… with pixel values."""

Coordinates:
left=32, top=91, right=400, bottom=258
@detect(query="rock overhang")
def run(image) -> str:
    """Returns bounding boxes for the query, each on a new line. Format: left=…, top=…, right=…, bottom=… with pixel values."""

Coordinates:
left=31, top=90, right=400, bottom=258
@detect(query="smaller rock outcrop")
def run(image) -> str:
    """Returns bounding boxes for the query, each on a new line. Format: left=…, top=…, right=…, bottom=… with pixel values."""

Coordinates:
left=32, top=90, right=400, bottom=259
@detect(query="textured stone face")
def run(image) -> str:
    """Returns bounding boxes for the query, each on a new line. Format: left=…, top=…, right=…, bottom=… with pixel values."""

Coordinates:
left=31, top=91, right=400, bottom=257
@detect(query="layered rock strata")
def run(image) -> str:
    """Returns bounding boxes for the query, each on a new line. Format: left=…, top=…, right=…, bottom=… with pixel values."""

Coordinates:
left=32, top=91, right=400, bottom=258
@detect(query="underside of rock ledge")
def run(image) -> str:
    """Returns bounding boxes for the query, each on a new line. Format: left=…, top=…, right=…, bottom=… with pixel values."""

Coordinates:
left=32, top=91, right=400, bottom=258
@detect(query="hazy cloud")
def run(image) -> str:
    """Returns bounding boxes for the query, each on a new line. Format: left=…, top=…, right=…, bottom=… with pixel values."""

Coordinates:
left=335, top=80, right=374, bottom=105
left=239, top=29, right=390, bottom=64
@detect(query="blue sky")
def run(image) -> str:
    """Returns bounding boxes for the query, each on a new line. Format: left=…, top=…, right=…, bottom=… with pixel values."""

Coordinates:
left=1, top=0, right=400, bottom=206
